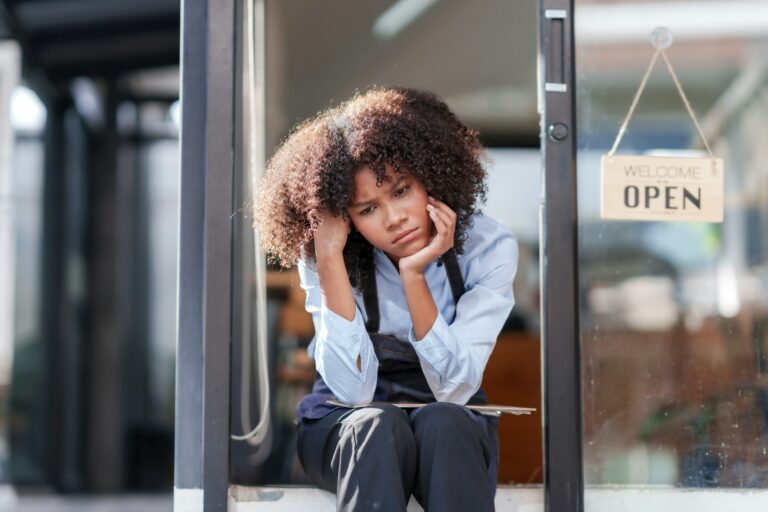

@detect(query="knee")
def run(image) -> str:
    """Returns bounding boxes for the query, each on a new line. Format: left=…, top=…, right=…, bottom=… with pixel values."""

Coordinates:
left=411, top=402, right=475, bottom=440
left=340, top=404, right=413, bottom=442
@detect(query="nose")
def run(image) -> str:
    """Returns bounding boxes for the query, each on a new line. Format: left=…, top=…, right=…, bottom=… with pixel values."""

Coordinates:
left=383, top=203, right=407, bottom=230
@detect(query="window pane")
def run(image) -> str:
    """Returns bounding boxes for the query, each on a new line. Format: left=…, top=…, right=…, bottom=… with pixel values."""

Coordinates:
left=576, top=0, right=768, bottom=490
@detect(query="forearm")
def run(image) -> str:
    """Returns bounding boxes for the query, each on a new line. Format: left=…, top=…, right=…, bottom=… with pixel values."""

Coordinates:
left=314, top=249, right=364, bottom=371
left=315, top=250, right=356, bottom=322
left=401, top=270, right=438, bottom=341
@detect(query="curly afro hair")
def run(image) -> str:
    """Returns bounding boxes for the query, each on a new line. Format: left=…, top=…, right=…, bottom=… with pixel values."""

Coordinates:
left=253, top=87, right=488, bottom=290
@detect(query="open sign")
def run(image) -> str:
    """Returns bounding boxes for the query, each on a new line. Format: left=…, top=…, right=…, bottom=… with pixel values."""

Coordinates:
left=601, top=155, right=723, bottom=223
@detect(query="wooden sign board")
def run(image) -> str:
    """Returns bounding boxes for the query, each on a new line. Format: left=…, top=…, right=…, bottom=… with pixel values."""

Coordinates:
left=601, top=155, right=723, bottom=223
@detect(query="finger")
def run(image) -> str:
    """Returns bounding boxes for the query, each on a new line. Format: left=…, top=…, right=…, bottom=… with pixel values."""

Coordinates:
left=428, top=197, right=457, bottom=219
left=427, top=203, right=445, bottom=225
left=428, top=208, right=456, bottom=230
left=428, top=203, right=457, bottom=232
left=428, top=205, right=451, bottom=231
left=428, top=206, right=450, bottom=235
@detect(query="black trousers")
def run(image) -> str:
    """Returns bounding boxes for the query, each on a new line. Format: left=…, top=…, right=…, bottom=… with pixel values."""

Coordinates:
left=297, top=402, right=497, bottom=512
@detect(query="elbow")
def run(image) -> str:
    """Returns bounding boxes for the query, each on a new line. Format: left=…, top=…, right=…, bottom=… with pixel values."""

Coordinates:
left=434, top=366, right=483, bottom=405
left=316, top=342, right=378, bottom=406
left=346, top=391, right=376, bottom=407
left=334, top=383, right=375, bottom=407
left=325, top=362, right=377, bottom=406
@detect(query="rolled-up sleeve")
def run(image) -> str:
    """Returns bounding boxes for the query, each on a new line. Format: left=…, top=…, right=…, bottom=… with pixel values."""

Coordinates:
left=298, top=258, right=378, bottom=405
left=408, top=229, right=518, bottom=403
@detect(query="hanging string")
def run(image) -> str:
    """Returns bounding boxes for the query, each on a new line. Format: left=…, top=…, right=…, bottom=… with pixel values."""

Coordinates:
left=608, top=47, right=661, bottom=156
left=608, top=45, right=715, bottom=159
left=658, top=49, right=714, bottom=158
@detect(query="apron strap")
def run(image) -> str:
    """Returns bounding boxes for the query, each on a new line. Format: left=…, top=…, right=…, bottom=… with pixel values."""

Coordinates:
left=362, top=247, right=466, bottom=334
left=362, top=263, right=380, bottom=333
left=441, top=248, right=466, bottom=305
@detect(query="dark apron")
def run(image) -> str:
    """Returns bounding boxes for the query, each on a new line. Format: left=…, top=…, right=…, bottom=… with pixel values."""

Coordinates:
left=295, top=250, right=499, bottom=488
left=296, top=250, right=492, bottom=420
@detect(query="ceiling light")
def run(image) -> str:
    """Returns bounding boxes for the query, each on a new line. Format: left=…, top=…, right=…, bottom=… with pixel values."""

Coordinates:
left=373, top=0, right=439, bottom=40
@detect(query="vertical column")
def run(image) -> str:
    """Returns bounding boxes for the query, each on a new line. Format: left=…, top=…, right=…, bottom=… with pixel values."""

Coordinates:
left=43, top=97, right=68, bottom=489
left=175, top=0, right=236, bottom=510
left=86, top=81, right=124, bottom=492
left=538, top=1, right=584, bottom=512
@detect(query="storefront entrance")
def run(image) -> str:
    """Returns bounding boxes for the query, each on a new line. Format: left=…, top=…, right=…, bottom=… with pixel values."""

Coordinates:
left=173, top=0, right=768, bottom=510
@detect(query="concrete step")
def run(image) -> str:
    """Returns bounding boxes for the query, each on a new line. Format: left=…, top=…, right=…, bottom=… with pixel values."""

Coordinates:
left=229, top=485, right=768, bottom=512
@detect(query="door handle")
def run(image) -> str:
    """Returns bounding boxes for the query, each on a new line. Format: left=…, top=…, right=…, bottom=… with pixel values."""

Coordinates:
left=544, top=9, right=567, bottom=93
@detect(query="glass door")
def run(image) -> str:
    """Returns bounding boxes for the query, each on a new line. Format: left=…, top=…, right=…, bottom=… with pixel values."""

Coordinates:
left=575, top=0, right=768, bottom=509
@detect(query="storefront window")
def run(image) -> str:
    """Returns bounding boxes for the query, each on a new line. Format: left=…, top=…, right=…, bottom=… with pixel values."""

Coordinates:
left=576, top=0, right=768, bottom=491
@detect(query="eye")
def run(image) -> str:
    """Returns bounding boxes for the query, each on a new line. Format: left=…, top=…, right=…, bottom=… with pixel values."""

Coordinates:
left=359, top=205, right=375, bottom=216
left=394, top=186, right=410, bottom=198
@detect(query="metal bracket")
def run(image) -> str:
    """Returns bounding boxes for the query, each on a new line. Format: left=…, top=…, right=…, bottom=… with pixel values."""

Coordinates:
left=544, top=9, right=567, bottom=18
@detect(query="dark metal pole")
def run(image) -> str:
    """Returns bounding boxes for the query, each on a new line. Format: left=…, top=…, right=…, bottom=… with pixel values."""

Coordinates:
left=538, top=1, right=584, bottom=511
left=85, top=81, right=124, bottom=492
left=41, top=97, right=66, bottom=490
left=175, top=0, right=236, bottom=509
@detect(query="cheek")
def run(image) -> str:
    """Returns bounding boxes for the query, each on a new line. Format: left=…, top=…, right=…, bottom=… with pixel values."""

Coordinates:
left=410, top=196, right=430, bottom=219
left=350, top=217, right=379, bottom=243
left=411, top=189, right=429, bottom=212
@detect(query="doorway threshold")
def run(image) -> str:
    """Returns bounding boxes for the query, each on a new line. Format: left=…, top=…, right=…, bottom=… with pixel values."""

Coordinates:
left=229, top=484, right=768, bottom=512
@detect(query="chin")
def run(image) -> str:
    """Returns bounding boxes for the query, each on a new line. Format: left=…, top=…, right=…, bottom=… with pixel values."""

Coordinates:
left=399, top=239, right=430, bottom=258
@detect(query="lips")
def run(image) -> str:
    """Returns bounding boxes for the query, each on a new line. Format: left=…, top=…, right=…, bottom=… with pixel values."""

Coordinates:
left=393, top=227, right=418, bottom=244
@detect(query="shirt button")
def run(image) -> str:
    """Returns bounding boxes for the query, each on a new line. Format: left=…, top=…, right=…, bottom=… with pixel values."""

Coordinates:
left=426, top=348, right=433, bottom=355
left=351, top=334, right=360, bottom=343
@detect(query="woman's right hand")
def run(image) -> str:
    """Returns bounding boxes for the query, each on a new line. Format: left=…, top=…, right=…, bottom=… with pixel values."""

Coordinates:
left=313, top=212, right=351, bottom=259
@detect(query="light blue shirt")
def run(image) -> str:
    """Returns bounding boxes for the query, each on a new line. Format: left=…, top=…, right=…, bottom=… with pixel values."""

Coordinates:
left=297, top=212, right=518, bottom=406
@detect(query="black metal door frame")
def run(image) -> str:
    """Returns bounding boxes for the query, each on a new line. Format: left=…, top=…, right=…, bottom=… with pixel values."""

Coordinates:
left=174, top=0, right=236, bottom=510
left=539, top=1, right=584, bottom=511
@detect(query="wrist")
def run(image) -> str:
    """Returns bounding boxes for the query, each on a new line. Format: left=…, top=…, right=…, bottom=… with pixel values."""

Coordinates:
left=315, top=244, right=344, bottom=262
left=400, top=267, right=426, bottom=283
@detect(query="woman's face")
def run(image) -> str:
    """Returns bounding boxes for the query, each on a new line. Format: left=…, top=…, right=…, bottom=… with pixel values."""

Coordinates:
left=348, top=164, right=432, bottom=264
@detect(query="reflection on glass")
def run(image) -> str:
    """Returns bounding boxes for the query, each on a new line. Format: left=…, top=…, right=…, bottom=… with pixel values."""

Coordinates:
left=144, top=141, right=180, bottom=425
left=577, top=0, right=768, bottom=489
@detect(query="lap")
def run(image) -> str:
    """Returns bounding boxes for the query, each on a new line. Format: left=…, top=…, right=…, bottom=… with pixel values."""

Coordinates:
left=297, top=402, right=498, bottom=491
left=297, top=404, right=414, bottom=459
left=409, top=401, right=478, bottom=423
left=298, top=402, right=493, bottom=447
left=297, top=405, right=417, bottom=492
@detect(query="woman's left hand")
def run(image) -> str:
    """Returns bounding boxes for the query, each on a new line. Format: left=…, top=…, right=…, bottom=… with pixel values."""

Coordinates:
left=399, top=197, right=457, bottom=275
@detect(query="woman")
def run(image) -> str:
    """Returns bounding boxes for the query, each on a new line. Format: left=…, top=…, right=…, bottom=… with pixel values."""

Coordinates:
left=254, top=87, right=518, bottom=512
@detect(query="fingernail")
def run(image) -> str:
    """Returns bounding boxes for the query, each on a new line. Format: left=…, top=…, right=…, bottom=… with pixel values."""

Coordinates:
left=428, top=196, right=435, bottom=202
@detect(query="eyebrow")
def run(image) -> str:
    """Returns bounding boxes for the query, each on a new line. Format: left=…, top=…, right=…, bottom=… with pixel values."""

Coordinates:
left=351, top=175, right=407, bottom=208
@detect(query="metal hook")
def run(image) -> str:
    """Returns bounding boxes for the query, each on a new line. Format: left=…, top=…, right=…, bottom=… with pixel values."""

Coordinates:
left=650, top=26, right=673, bottom=49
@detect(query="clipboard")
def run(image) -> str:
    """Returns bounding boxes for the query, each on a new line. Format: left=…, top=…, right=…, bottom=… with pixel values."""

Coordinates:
left=326, top=399, right=535, bottom=417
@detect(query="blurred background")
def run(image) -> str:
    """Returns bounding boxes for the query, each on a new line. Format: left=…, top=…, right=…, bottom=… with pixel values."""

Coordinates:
left=1, top=0, right=768, bottom=510
left=0, top=0, right=180, bottom=509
